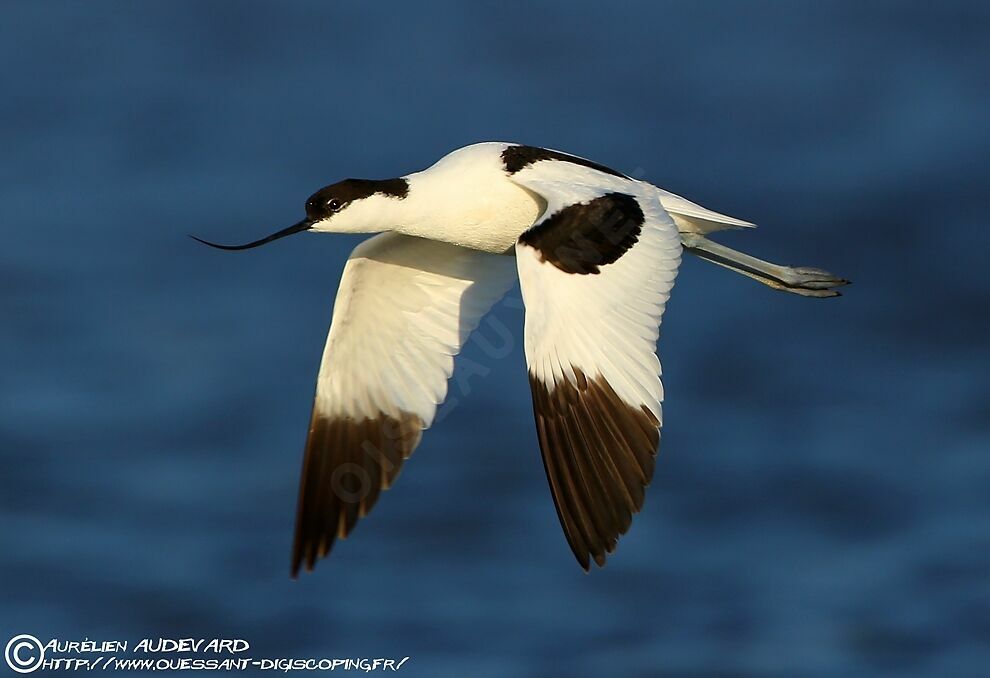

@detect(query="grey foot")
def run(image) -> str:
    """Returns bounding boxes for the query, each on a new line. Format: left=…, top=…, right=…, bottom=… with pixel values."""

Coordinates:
left=774, top=266, right=850, bottom=297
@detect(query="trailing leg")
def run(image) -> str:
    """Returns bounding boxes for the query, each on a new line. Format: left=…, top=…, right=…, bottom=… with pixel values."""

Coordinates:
left=681, top=233, right=849, bottom=298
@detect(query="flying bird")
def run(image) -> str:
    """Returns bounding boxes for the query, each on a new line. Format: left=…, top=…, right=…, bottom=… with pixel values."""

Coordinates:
left=194, top=142, right=847, bottom=576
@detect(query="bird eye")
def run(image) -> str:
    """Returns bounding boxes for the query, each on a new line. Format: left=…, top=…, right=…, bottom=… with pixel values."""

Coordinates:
left=327, top=199, right=342, bottom=212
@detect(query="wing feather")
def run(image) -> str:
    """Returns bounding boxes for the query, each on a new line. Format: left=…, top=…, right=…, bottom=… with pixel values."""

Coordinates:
left=509, top=159, right=681, bottom=569
left=292, top=233, right=515, bottom=575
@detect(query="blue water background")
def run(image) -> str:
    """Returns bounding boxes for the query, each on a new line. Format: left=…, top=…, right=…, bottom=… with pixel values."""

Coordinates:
left=2, top=2, right=989, bottom=675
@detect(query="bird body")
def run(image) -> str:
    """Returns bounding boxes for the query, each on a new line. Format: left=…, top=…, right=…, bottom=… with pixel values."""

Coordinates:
left=195, top=142, right=848, bottom=575
left=392, top=142, right=544, bottom=253
left=305, top=142, right=757, bottom=253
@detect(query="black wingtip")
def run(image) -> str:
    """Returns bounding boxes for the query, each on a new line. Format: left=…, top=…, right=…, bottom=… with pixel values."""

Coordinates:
left=289, top=540, right=312, bottom=579
left=290, top=553, right=314, bottom=580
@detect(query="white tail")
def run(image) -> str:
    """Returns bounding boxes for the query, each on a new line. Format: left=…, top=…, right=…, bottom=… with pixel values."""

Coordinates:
left=653, top=186, right=756, bottom=234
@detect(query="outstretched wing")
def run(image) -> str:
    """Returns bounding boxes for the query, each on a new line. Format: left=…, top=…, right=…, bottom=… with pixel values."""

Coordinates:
left=508, top=157, right=682, bottom=569
left=293, top=232, right=516, bottom=575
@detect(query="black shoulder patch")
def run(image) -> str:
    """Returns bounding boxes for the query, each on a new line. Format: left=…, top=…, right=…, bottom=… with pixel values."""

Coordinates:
left=305, top=178, right=408, bottom=220
left=519, top=192, right=644, bottom=274
left=502, top=145, right=627, bottom=179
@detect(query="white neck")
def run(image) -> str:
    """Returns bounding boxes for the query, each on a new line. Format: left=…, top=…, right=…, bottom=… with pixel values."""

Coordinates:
left=393, top=160, right=542, bottom=253
left=310, top=145, right=543, bottom=254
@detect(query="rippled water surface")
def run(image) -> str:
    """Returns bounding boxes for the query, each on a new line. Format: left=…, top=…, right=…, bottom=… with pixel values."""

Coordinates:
left=2, top=2, right=989, bottom=676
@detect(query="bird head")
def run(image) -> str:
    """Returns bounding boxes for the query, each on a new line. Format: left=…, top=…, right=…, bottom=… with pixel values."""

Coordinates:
left=192, top=177, right=409, bottom=251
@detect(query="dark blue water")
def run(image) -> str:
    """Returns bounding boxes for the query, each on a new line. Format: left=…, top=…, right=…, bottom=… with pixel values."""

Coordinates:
left=2, top=2, right=988, bottom=675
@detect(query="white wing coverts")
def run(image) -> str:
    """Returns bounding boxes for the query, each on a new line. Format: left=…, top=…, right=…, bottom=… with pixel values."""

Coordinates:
left=292, top=232, right=516, bottom=575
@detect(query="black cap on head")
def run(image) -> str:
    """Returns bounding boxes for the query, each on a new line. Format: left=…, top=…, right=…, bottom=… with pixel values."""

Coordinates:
left=305, top=178, right=410, bottom=221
